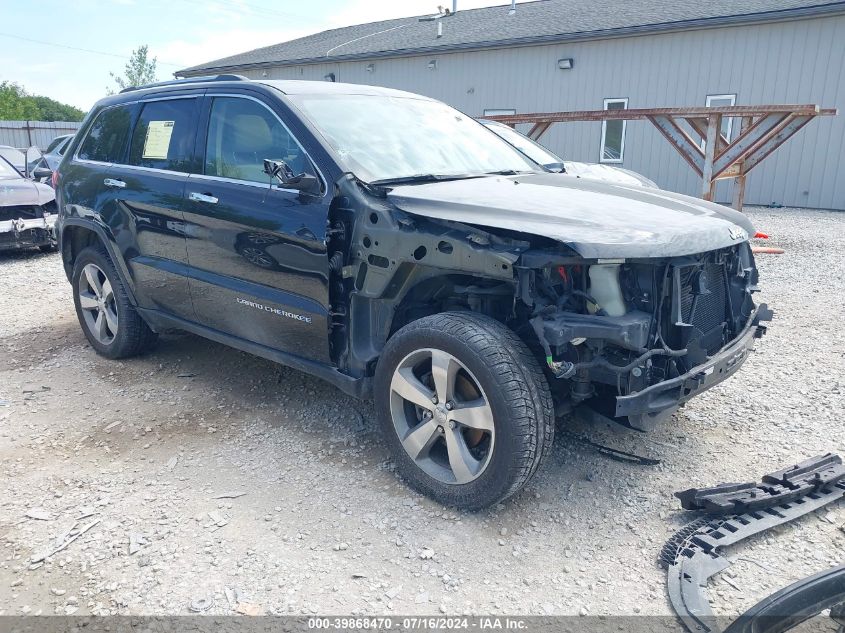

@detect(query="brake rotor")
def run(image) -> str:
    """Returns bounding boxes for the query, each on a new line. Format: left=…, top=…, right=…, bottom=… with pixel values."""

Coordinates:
left=455, top=371, right=485, bottom=448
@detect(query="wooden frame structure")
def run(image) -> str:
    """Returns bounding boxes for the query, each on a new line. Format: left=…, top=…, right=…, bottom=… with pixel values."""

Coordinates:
left=488, top=105, right=837, bottom=210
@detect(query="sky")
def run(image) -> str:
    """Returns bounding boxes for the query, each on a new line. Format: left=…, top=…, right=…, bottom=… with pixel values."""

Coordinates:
left=0, top=0, right=533, bottom=113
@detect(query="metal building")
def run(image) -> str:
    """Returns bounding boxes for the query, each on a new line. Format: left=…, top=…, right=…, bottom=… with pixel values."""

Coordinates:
left=177, top=0, right=845, bottom=210
left=0, top=121, right=81, bottom=151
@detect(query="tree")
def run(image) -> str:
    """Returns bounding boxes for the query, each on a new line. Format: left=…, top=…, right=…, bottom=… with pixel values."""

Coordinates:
left=108, top=45, right=158, bottom=94
left=0, top=81, right=84, bottom=121
left=29, top=95, right=85, bottom=121
left=0, top=82, right=40, bottom=120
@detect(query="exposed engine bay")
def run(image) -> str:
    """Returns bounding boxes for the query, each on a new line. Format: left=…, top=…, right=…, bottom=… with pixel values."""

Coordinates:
left=520, top=242, right=772, bottom=429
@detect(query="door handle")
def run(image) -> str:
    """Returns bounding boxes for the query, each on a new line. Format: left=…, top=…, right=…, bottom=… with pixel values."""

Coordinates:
left=103, top=178, right=125, bottom=189
left=188, top=192, right=219, bottom=204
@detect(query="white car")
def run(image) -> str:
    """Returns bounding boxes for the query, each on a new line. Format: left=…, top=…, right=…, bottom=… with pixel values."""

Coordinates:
left=480, top=119, right=658, bottom=188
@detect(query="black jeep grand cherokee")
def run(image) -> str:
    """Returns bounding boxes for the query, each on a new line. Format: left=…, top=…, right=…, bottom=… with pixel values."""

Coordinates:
left=56, top=76, right=770, bottom=509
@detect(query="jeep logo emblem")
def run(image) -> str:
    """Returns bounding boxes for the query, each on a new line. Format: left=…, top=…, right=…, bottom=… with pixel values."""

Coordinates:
left=728, top=226, right=747, bottom=241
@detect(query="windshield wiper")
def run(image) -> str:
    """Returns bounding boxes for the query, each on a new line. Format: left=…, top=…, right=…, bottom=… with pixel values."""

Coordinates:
left=483, top=169, right=535, bottom=176
left=367, top=173, right=480, bottom=187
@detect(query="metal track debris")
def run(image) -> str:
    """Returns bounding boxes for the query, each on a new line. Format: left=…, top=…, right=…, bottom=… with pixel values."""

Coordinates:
left=664, top=458, right=845, bottom=633
left=675, top=453, right=845, bottom=514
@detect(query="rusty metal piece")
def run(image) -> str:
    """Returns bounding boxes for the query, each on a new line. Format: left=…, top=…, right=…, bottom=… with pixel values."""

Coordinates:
left=487, top=105, right=837, bottom=212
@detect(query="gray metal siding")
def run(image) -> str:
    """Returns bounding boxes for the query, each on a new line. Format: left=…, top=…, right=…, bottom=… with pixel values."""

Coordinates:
left=243, top=15, right=844, bottom=210
left=0, top=121, right=82, bottom=151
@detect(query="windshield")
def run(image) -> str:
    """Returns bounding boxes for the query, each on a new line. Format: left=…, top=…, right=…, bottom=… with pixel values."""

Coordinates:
left=483, top=121, right=563, bottom=167
left=0, top=156, right=20, bottom=179
left=0, top=147, right=24, bottom=169
left=290, top=94, right=538, bottom=183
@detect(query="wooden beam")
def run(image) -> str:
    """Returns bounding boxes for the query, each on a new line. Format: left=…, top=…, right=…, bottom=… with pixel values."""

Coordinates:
left=710, top=113, right=793, bottom=179
left=527, top=121, right=552, bottom=141
left=742, top=115, right=813, bottom=174
left=701, top=115, right=719, bottom=200
left=486, top=105, right=834, bottom=126
left=647, top=115, right=704, bottom=176
left=483, top=104, right=836, bottom=212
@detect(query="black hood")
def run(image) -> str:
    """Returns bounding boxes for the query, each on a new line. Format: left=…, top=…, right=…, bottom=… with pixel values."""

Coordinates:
left=388, top=172, right=755, bottom=259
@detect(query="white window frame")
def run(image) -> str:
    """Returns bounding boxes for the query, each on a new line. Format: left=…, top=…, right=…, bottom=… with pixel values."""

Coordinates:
left=705, top=93, right=737, bottom=145
left=599, top=98, right=628, bottom=164
left=483, top=108, right=516, bottom=117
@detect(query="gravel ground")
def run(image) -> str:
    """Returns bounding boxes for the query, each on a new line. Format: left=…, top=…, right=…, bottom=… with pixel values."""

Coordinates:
left=0, top=207, right=842, bottom=618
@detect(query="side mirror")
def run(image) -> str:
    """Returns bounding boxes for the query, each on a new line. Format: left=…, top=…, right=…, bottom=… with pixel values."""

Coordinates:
left=33, top=166, right=52, bottom=181
left=263, top=159, right=318, bottom=192
left=544, top=162, right=566, bottom=174
left=25, top=146, right=43, bottom=178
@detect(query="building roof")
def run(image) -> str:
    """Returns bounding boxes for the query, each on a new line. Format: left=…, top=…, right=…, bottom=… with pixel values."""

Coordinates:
left=177, top=0, right=845, bottom=76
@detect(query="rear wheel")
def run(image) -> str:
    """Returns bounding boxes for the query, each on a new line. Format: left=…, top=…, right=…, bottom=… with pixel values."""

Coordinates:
left=375, top=312, right=554, bottom=510
left=71, top=246, right=157, bottom=359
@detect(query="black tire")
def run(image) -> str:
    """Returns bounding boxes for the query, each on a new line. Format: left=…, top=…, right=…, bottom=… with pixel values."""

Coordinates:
left=375, top=312, right=554, bottom=510
left=71, top=245, right=157, bottom=359
left=723, top=564, right=845, bottom=633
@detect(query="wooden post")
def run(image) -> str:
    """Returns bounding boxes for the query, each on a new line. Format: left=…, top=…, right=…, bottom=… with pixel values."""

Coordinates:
left=701, top=114, right=719, bottom=200
left=732, top=173, right=746, bottom=211
left=731, top=116, right=752, bottom=212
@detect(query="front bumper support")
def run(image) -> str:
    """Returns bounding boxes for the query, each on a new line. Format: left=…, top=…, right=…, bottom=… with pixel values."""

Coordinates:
left=615, top=304, right=772, bottom=418
left=0, top=213, right=57, bottom=251
left=676, top=452, right=845, bottom=514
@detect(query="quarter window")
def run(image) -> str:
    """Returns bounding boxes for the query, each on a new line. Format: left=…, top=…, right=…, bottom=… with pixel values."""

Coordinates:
left=204, top=97, right=306, bottom=184
left=78, top=106, right=133, bottom=163
left=600, top=98, right=628, bottom=163
left=129, top=99, right=197, bottom=171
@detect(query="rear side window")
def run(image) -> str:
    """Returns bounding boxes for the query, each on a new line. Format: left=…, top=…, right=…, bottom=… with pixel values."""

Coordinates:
left=128, top=99, right=197, bottom=172
left=78, top=106, right=133, bottom=163
left=205, top=96, right=307, bottom=183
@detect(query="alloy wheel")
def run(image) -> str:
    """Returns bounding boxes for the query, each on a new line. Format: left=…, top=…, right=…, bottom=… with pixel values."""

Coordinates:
left=77, top=263, right=119, bottom=345
left=389, top=348, right=495, bottom=485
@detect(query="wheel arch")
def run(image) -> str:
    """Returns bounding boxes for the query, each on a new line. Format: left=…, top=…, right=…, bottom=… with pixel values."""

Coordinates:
left=347, top=265, right=518, bottom=379
left=60, top=219, right=138, bottom=305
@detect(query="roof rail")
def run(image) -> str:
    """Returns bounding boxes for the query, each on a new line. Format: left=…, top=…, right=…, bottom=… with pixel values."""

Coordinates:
left=119, top=74, right=248, bottom=94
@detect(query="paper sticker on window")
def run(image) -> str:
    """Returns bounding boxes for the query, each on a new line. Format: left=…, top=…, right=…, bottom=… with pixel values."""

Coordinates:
left=142, top=120, right=175, bottom=159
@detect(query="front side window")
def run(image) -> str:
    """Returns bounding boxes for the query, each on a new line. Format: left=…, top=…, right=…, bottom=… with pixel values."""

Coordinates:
left=290, top=94, right=536, bottom=183
left=129, top=99, right=197, bottom=171
left=600, top=98, right=628, bottom=163
left=78, top=106, right=133, bottom=163
left=205, top=97, right=306, bottom=184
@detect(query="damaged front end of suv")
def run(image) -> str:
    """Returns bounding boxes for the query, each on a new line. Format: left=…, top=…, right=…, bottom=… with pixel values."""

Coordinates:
left=344, top=173, right=772, bottom=432
left=0, top=155, right=58, bottom=253
left=521, top=244, right=770, bottom=430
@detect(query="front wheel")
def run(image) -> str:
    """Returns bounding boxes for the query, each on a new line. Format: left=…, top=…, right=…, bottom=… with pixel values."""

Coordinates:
left=375, top=312, right=554, bottom=510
